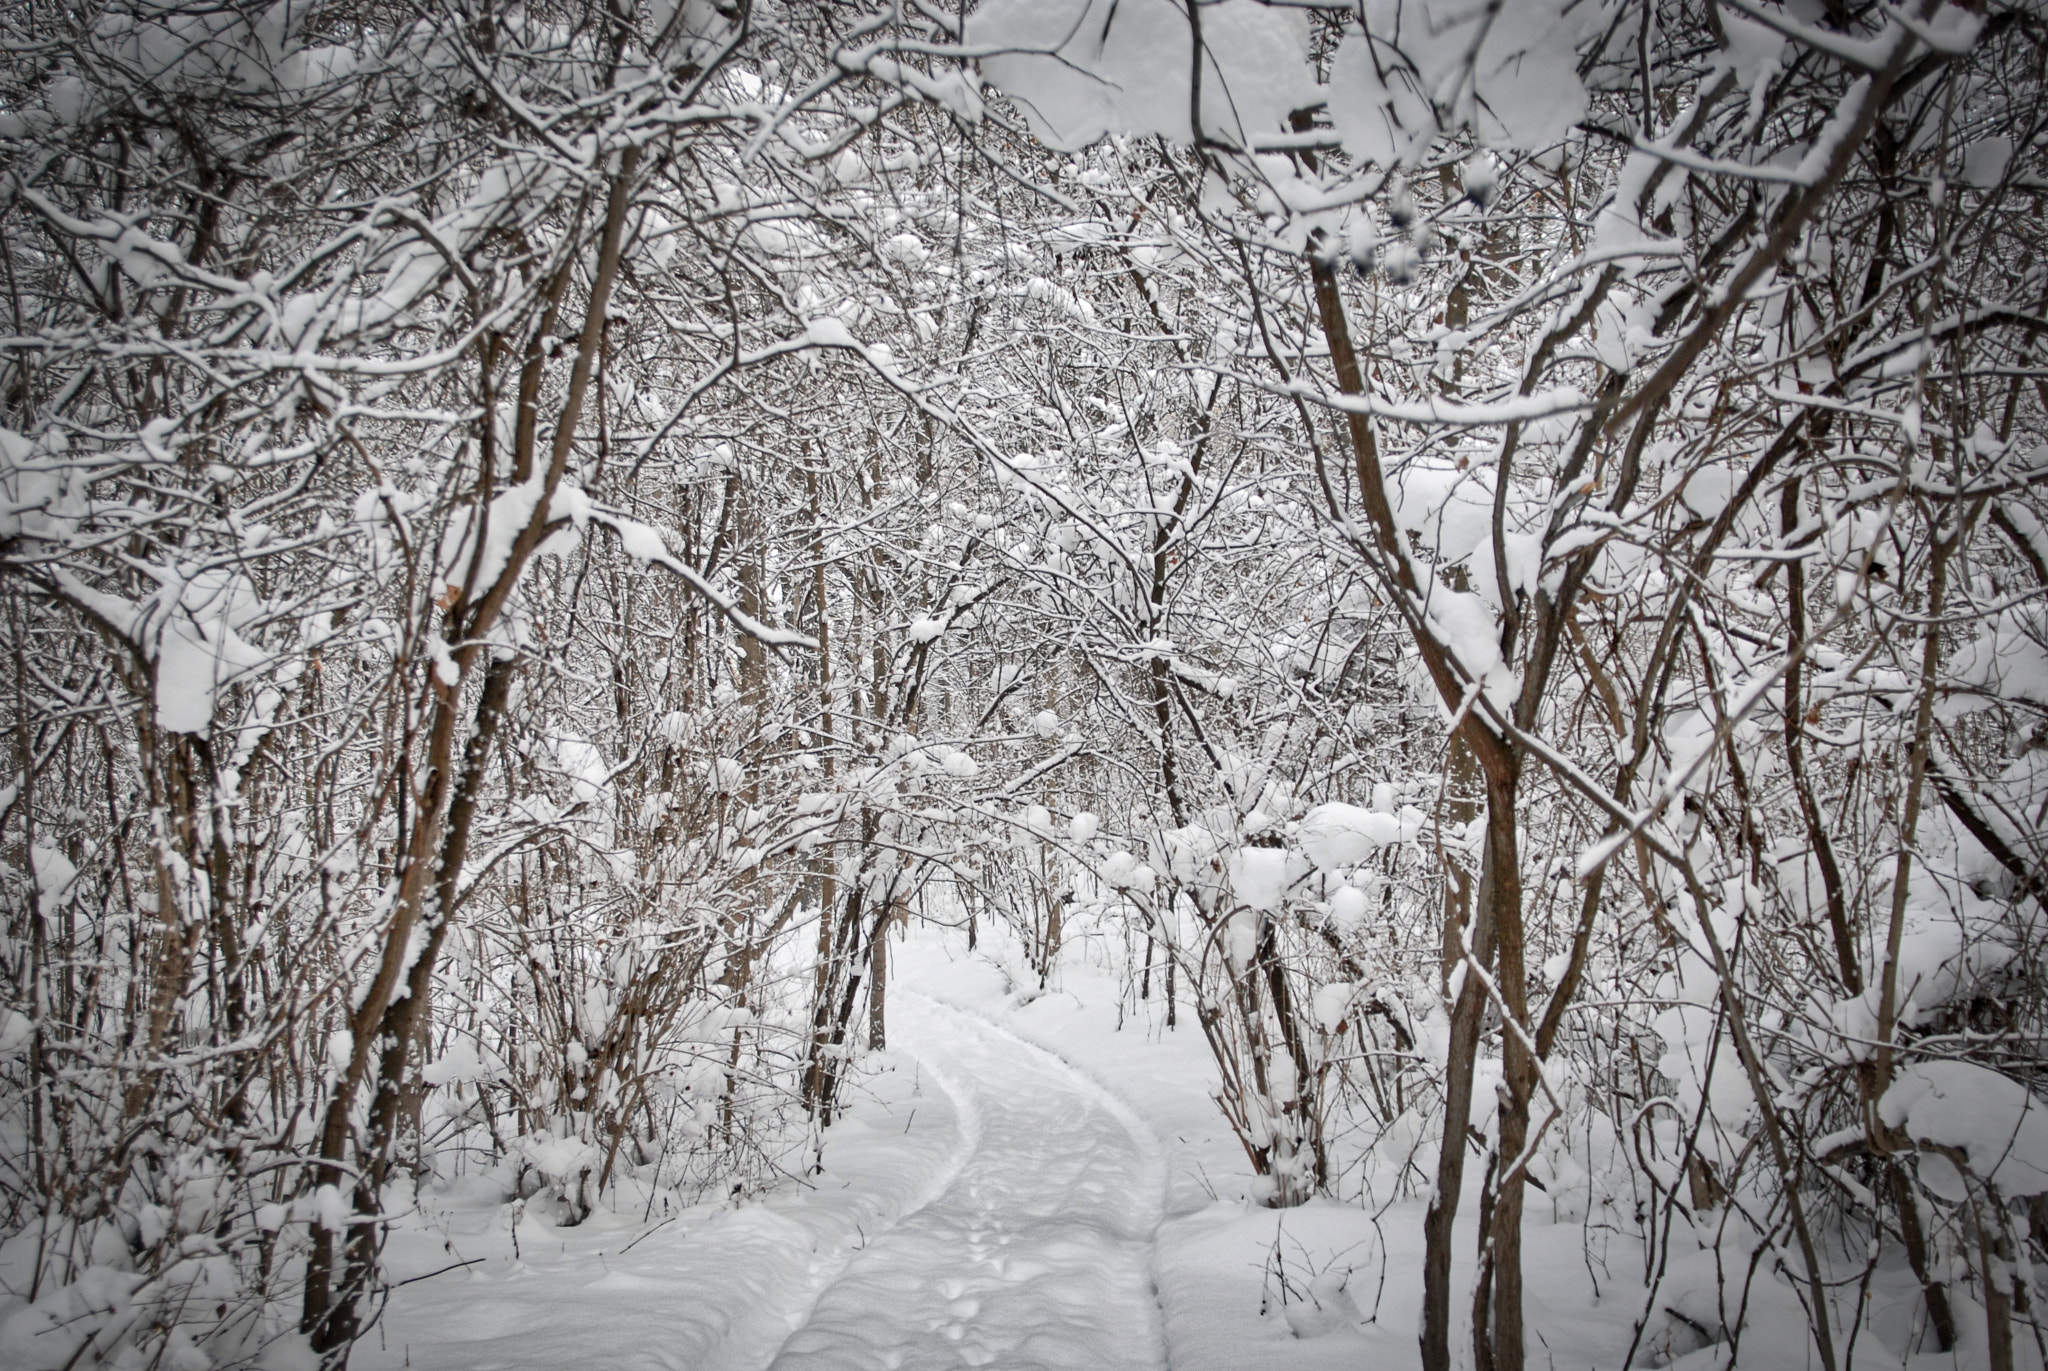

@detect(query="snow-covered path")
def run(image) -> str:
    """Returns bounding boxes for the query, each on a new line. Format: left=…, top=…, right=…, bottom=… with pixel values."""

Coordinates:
left=768, top=991, right=1169, bottom=1371
left=366, top=937, right=1653, bottom=1371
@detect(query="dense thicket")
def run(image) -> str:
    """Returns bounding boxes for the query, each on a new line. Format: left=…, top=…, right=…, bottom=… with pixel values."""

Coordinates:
left=4, top=1, right=2047, bottom=1368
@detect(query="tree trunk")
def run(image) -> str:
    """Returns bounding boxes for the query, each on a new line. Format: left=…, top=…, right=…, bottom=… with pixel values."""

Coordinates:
left=1422, top=840, right=1497, bottom=1371
left=1482, top=781, right=1530, bottom=1371
left=1422, top=726, right=1485, bottom=1371
left=869, top=901, right=889, bottom=1051
left=1890, top=1164, right=1957, bottom=1351
left=302, top=141, right=641, bottom=1367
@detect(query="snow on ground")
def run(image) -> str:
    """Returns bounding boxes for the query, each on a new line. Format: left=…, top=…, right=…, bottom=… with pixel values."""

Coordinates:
left=769, top=991, right=1165, bottom=1369
left=892, top=929, right=1646, bottom=1371
left=366, top=922, right=1963, bottom=1370
left=359, top=1049, right=966, bottom=1371
left=892, top=927, right=1954, bottom=1371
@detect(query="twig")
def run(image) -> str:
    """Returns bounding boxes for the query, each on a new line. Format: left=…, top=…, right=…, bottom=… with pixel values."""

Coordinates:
left=387, top=1258, right=485, bottom=1290
left=617, top=1214, right=678, bottom=1255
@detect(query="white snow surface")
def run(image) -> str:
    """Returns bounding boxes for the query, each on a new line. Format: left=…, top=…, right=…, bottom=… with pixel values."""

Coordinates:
left=368, top=926, right=1898, bottom=1371
left=768, top=994, right=1167, bottom=1370
left=1880, top=1060, right=2048, bottom=1198
left=1327, top=0, right=1593, bottom=162
left=1227, top=846, right=1301, bottom=913
left=361, top=1046, right=968, bottom=1371
left=1296, top=802, right=1425, bottom=870
left=365, top=985, right=1167, bottom=1371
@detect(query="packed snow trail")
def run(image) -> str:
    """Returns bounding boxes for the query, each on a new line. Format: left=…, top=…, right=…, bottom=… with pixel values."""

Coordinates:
left=768, top=991, right=1170, bottom=1371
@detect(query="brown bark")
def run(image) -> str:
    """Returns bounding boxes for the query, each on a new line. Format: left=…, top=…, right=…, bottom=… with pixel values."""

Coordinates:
left=1781, top=477, right=1860, bottom=992
left=303, top=143, right=642, bottom=1364
left=1482, top=783, right=1530, bottom=1371
left=1422, top=850, right=1498, bottom=1371
left=1890, top=1164, right=1957, bottom=1351
left=1309, top=257, right=1527, bottom=1371
left=869, top=901, right=890, bottom=1051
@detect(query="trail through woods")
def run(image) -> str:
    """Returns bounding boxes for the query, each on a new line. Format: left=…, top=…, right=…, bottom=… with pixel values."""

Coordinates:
left=767, top=992, right=1170, bottom=1370
left=362, top=977, right=1172, bottom=1371
left=357, top=937, right=1821, bottom=1371
left=18, top=4, right=2048, bottom=1368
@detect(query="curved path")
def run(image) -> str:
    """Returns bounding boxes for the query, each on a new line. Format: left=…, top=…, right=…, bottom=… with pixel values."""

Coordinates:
left=767, top=991, right=1169, bottom=1371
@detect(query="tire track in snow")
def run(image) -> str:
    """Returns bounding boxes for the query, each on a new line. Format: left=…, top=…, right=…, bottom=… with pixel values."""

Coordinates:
left=766, top=992, right=1169, bottom=1371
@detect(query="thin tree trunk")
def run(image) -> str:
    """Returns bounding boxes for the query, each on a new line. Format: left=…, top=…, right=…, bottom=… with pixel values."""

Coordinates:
left=1781, top=476, right=1860, bottom=992
left=1482, top=785, right=1529, bottom=1371
left=1890, top=1164, right=1957, bottom=1351
left=303, top=141, right=641, bottom=1365
left=1423, top=848, right=1497, bottom=1371
left=869, top=901, right=889, bottom=1051
left=1422, top=724, right=1485, bottom=1371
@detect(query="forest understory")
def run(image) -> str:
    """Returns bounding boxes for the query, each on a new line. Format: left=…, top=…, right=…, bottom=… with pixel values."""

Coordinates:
left=4, top=0, right=2048, bottom=1368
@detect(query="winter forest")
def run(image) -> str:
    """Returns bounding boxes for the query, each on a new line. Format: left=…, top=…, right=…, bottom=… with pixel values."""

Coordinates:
left=6, top=0, right=2048, bottom=1367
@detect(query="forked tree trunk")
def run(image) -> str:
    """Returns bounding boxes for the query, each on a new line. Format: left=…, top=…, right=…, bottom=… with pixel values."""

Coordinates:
left=302, top=141, right=641, bottom=1367
left=1421, top=819, right=1499, bottom=1371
